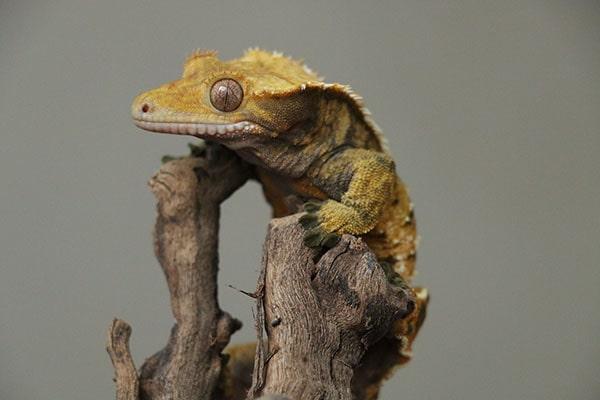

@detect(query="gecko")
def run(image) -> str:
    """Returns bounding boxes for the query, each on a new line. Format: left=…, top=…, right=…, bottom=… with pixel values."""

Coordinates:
left=131, top=49, right=428, bottom=397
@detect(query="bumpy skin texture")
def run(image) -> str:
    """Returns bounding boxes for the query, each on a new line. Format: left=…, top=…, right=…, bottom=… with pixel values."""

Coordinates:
left=132, top=49, right=428, bottom=395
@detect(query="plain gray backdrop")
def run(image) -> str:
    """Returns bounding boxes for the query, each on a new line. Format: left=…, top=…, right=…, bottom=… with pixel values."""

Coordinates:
left=1, top=1, right=599, bottom=399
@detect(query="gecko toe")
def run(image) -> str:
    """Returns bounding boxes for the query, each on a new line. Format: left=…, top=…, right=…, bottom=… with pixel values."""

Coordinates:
left=304, top=228, right=325, bottom=248
left=322, top=233, right=341, bottom=248
left=299, top=213, right=319, bottom=229
left=303, top=200, right=322, bottom=213
left=161, top=155, right=179, bottom=164
left=188, top=141, right=207, bottom=157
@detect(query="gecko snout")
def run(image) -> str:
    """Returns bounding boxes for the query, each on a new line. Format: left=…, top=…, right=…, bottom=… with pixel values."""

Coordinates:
left=131, top=92, right=156, bottom=121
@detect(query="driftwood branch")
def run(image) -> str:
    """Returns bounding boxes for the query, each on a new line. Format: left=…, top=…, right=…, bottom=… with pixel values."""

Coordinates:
left=248, top=216, right=414, bottom=400
left=106, top=144, right=250, bottom=400
left=106, top=142, right=419, bottom=400
left=106, top=319, right=139, bottom=400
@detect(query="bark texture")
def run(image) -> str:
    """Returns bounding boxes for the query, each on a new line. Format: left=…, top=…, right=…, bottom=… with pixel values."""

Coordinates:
left=106, top=144, right=250, bottom=400
left=106, top=143, right=418, bottom=400
left=106, top=319, right=139, bottom=400
left=248, top=216, right=414, bottom=400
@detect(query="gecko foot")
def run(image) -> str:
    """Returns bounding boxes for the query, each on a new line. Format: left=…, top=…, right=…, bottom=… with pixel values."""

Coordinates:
left=299, top=201, right=341, bottom=248
left=160, top=141, right=207, bottom=164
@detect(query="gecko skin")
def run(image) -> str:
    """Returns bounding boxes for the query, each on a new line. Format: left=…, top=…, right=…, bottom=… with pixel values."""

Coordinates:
left=132, top=49, right=428, bottom=393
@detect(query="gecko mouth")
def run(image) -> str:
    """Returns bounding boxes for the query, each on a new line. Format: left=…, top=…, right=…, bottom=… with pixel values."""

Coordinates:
left=133, top=119, right=259, bottom=138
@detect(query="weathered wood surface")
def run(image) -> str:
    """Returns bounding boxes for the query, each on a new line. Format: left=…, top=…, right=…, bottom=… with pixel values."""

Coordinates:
left=106, top=319, right=139, bottom=400
left=107, top=144, right=250, bottom=400
left=106, top=143, right=416, bottom=400
left=248, top=215, right=413, bottom=400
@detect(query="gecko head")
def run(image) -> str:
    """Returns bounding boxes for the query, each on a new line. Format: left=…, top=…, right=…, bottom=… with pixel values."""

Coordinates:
left=131, top=49, right=322, bottom=148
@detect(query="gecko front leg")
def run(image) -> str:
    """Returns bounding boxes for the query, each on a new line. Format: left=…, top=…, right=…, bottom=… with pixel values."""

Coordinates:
left=300, top=148, right=395, bottom=247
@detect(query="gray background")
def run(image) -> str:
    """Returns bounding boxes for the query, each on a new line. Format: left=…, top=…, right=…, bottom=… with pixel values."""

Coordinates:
left=1, top=1, right=598, bottom=399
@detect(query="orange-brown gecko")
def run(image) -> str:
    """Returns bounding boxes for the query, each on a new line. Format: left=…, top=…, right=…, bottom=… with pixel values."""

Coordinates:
left=131, top=49, right=428, bottom=396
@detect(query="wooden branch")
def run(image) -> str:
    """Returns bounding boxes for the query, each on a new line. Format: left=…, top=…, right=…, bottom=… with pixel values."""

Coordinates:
left=106, top=319, right=139, bottom=400
left=141, top=145, right=249, bottom=400
left=106, top=142, right=420, bottom=400
left=106, top=144, right=251, bottom=400
left=248, top=215, right=415, bottom=400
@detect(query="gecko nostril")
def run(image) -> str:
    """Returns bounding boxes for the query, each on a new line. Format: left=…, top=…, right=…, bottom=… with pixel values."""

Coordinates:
left=141, top=103, right=150, bottom=113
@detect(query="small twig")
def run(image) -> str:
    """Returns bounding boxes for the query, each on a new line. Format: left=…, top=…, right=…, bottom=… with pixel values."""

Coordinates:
left=106, top=319, right=139, bottom=400
left=227, top=284, right=261, bottom=299
left=264, top=346, right=280, bottom=364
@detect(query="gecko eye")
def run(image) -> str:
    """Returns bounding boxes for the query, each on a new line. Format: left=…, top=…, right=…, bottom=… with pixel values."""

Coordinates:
left=210, top=78, right=243, bottom=112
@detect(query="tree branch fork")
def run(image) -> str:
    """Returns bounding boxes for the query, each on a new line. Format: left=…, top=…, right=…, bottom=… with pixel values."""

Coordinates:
left=106, top=144, right=416, bottom=400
